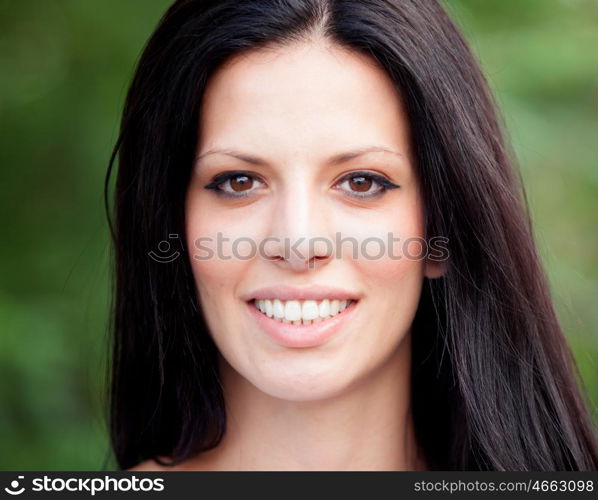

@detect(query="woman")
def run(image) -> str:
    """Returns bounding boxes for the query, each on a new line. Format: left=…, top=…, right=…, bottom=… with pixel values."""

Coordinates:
left=105, top=0, right=598, bottom=470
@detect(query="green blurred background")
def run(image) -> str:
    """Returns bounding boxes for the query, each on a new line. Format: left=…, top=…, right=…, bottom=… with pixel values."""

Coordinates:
left=0, top=0, right=596, bottom=470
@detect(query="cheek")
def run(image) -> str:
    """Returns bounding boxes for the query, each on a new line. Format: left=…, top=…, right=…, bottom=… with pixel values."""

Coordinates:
left=184, top=196, right=260, bottom=305
left=332, top=189, right=426, bottom=272
left=361, top=255, right=424, bottom=320
left=351, top=240, right=425, bottom=367
left=335, top=193, right=426, bottom=334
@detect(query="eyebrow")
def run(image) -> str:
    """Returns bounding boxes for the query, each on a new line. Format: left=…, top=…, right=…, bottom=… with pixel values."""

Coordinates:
left=195, top=145, right=403, bottom=166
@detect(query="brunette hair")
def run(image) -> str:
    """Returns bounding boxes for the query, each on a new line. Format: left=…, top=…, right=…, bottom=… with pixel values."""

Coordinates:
left=105, top=0, right=598, bottom=470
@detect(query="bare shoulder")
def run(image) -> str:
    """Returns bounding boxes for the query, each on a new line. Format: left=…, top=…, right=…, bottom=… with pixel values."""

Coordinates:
left=127, top=458, right=173, bottom=472
left=127, top=455, right=214, bottom=471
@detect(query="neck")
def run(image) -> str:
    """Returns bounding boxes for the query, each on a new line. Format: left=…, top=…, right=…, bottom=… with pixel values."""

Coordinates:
left=190, top=333, right=425, bottom=471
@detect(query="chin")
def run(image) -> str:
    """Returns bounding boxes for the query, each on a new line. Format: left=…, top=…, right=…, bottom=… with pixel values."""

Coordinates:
left=246, top=362, right=360, bottom=402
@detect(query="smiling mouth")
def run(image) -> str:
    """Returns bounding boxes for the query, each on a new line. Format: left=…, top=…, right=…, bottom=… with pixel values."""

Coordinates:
left=250, top=298, right=358, bottom=326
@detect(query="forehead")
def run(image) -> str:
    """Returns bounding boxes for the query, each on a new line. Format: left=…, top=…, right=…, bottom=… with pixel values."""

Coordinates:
left=198, top=40, right=411, bottom=160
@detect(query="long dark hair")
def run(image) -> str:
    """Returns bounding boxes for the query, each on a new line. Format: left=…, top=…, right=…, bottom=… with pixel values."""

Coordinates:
left=105, top=0, right=598, bottom=470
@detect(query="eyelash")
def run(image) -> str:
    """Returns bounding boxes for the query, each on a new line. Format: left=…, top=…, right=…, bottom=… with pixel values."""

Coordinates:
left=203, top=170, right=400, bottom=199
left=335, top=170, right=400, bottom=199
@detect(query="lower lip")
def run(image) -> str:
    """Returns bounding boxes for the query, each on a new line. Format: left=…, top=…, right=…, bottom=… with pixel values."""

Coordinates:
left=246, top=300, right=359, bottom=348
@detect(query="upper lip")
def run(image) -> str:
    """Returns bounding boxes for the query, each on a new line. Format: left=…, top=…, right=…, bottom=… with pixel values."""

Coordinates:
left=244, top=285, right=360, bottom=302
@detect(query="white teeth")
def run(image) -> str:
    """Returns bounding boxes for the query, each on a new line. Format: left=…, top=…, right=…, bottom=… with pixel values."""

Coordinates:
left=284, top=300, right=302, bottom=321
left=301, top=300, right=319, bottom=320
left=330, top=299, right=340, bottom=315
left=318, top=299, right=330, bottom=318
left=273, top=299, right=285, bottom=319
left=265, top=299, right=273, bottom=318
left=254, top=298, right=355, bottom=324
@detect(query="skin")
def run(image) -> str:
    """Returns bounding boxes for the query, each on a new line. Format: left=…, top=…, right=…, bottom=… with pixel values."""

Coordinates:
left=132, top=38, right=442, bottom=471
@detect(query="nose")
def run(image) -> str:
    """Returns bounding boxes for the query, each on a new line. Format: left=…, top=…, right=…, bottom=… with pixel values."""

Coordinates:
left=262, top=180, right=334, bottom=272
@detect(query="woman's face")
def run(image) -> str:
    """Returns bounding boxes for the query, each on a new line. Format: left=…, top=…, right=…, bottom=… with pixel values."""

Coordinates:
left=186, top=40, right=440, bottom=401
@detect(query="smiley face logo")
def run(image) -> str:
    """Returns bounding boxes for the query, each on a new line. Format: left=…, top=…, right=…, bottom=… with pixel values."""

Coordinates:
left=4, top=476, right=25, bottom=495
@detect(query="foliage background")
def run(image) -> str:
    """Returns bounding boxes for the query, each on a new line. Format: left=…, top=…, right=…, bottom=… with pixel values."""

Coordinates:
left=1, top=0, right=597, bottom=469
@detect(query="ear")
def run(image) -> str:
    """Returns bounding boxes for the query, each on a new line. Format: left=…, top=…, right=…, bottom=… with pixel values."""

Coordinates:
left=424, top=258, right=447, bottom=279
left=423, top=235, right=449, bottom=278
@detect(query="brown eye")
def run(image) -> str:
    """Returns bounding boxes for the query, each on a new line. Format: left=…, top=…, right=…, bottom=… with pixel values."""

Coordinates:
left=334, top=170, right=400, bottom=199
left=230, top=174, right=252, bottom=192
left=204, top=171, right=266, bottom=198
left=349, top=176, right=372, bottom=192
